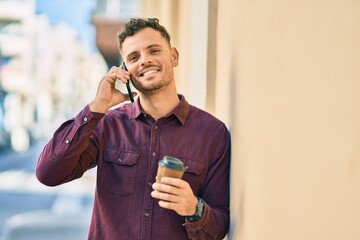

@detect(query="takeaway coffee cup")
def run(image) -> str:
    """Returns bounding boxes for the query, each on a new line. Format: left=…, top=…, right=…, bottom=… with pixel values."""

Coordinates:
left=156, top=156, right=187, bottom=182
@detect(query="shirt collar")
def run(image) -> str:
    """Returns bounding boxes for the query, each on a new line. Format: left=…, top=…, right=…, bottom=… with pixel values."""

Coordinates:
left=172, top=94, right=190, bottom=125
left=130, top=94, right=190, bottom=125
left=130, top=98, right=142, bottom=119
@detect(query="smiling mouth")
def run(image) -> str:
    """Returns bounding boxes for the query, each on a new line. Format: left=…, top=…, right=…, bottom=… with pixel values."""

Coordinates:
left=140, top=69, right=159, bottom=77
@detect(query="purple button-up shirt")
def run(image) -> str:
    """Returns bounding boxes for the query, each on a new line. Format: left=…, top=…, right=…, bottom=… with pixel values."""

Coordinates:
left=36, top=95, right=230, bottom=240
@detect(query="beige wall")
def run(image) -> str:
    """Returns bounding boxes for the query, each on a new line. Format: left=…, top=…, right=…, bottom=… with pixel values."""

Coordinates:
left=142, top=0, right=360, bottom=239
left=217, top=0, right=360, bottom=239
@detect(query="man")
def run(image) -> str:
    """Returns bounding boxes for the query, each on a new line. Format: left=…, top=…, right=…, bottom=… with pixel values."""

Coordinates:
left=36, top=18, right=230, bottom=240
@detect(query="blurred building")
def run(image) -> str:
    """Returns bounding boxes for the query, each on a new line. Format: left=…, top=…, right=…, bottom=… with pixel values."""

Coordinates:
left=0, top=0, right=108, bottom=152
left=0, top=0, right=36, bottom=152
left=92, top=0, right=140, bottom=69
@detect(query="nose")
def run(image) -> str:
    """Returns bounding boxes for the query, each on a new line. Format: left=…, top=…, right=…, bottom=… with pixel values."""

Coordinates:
left=140, top=53, right=152, bottom=66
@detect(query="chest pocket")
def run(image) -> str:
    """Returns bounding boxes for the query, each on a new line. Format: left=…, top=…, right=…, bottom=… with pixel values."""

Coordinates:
left=179, top=158, right=205, bottom=195
left=99, top=148, right=139, bottom=195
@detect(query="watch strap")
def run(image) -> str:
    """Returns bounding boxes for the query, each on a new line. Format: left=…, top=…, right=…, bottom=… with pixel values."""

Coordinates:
left=185, top=197, right=205, bottom=222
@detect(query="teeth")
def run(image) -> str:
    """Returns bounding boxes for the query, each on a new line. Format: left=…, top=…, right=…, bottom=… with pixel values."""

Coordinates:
left=143, top=70, right=157, bottom=76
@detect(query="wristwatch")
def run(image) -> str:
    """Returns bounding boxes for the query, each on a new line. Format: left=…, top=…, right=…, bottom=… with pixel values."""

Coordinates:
left=185, top=197, right=205, bottom=222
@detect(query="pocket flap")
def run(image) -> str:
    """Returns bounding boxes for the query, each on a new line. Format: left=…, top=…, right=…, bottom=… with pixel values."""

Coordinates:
left=181, top=158, right=204, bottom=175
left=104, top=148, right=139, bottom=166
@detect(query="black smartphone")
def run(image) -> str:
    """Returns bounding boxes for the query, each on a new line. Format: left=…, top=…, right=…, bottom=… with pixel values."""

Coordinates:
left=122, top=62, right=134, bottom=103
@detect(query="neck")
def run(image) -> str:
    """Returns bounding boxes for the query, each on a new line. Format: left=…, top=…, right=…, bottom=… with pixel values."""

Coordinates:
left=139, top=87, right=180, bottom=120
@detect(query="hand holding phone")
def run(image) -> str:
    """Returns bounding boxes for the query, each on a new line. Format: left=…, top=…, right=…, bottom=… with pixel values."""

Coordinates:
left=122, top=62, right=134, bottom=103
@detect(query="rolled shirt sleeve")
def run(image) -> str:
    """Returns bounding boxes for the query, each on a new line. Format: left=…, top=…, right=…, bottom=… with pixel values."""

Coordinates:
left=184, top=124, right=231, bottom=240
left=36, top=105, right=104, bottom=186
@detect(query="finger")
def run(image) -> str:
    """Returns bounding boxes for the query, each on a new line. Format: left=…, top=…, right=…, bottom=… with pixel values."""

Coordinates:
left=152, top=182, right=180, bottom=195
left=158, top=200, right=178, bottom=211
left=124, top=92, right=137, bottom=99
left=117, top=72, right=131, bottom=83
left=151, top=190, right=178, bottom=203
left=102, top=74, right=130, bottom=86
left=108, top=72, right=120, bottom=81
left=111, top=89, right=133, bottom=105
left=107, top=66, right=119, bottom=75
left=108, top=67, right=130, bottom=79
left=160, top=177, right=186, bottom=188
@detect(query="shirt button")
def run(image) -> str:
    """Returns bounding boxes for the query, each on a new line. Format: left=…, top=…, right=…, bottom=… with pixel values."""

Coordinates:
left=65, top=139, right=70, bottom=144
left=144, top=212, right=150, bottom=217
left=83, top=117, right=88, bottom=122
left=152, top=152, right=156, bottom=157
left=118, top=158, right=123, bottom=163
left=154, top=125, right=158, bottom=130
left=148, top=182, right=152, bottom=187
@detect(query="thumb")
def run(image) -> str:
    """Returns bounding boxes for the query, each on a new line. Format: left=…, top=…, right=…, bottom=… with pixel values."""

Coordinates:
left=125, top=92, right=137, bottom=102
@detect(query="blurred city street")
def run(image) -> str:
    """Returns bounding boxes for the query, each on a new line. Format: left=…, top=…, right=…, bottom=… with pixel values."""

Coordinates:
left=0, top=139, right=43, bottom=172
left=0, top=140, right=96, bottom=240
left=0, top=139, right=47, bottom=228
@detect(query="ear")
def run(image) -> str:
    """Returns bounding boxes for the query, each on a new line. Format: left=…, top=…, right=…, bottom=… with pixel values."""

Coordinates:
left=171, top=47, right=179, bottom=67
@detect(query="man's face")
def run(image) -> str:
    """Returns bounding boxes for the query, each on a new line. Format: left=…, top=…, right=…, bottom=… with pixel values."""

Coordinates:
left=120, top=27, right=179, bottom=95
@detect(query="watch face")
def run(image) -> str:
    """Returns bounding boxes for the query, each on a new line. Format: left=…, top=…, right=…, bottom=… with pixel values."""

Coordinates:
left=197, top=199, right=204, bottom=216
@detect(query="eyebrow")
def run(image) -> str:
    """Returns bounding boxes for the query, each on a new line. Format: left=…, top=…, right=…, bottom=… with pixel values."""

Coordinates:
left=126, top=44, right=162, bottom=61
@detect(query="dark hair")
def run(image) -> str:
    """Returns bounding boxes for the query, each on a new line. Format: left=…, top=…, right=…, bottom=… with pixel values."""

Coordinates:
left=117, top=18, right=171, bottom=50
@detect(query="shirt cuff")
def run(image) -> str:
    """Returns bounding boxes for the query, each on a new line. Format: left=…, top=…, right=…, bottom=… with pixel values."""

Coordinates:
left=183, top=201, right=210, bottom=229
left=73, top=104, right=103, bottom=124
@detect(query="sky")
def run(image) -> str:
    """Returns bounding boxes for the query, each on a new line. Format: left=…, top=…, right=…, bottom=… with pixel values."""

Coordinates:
left=36, top=0, right=98, bottom=52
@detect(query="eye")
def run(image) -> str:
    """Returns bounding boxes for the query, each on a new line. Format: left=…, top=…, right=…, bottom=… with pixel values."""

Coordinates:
left=150, top=49, right=160, bottom=54
left=128, top=55, right=139, bottom=62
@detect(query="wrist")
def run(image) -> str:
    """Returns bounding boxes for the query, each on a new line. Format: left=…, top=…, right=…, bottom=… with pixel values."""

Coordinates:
left=185, top=197, right=205, bottom=222
left=89, top=99, right=109, bottom=113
